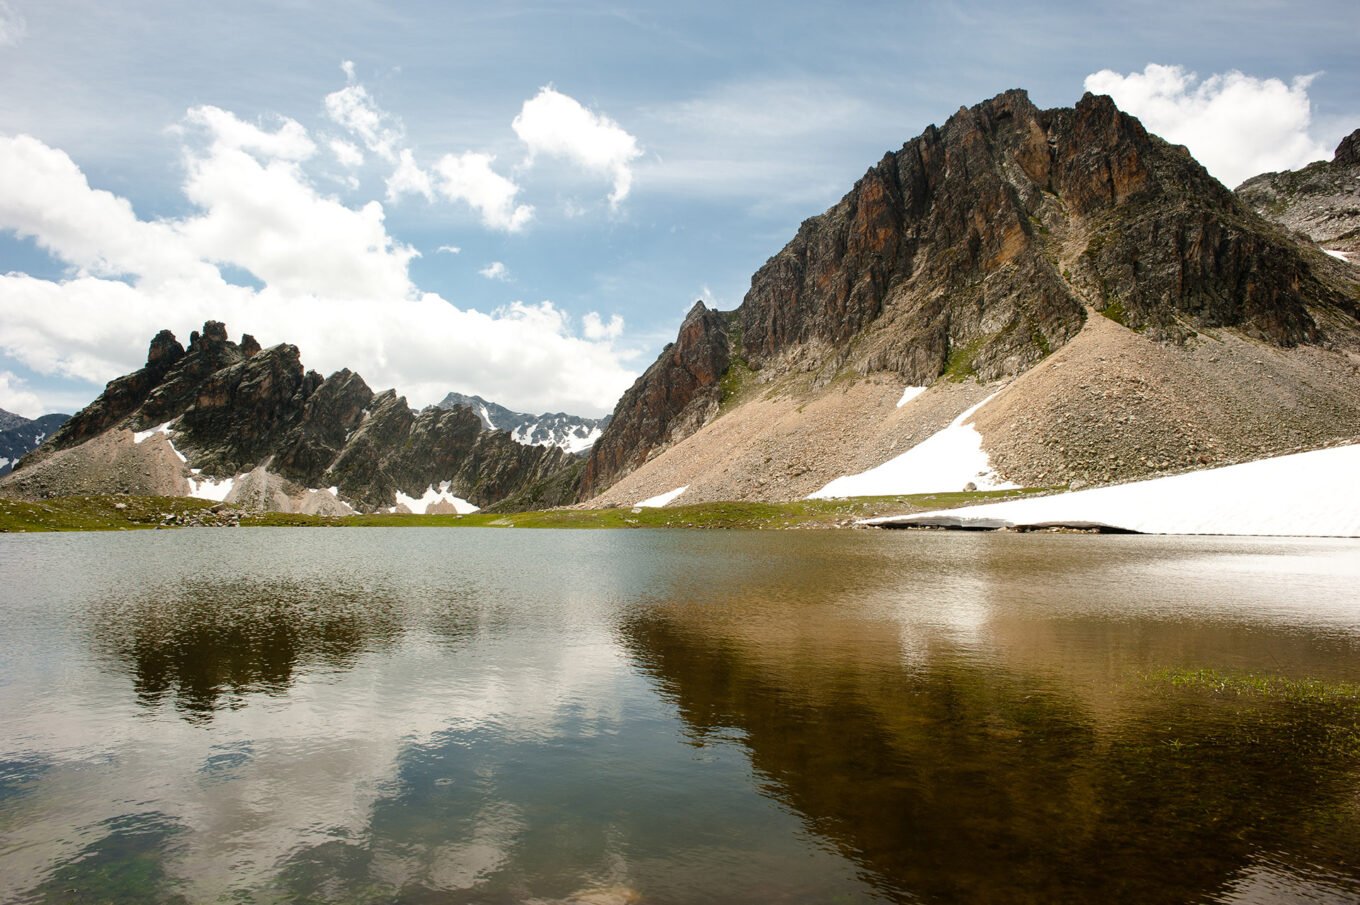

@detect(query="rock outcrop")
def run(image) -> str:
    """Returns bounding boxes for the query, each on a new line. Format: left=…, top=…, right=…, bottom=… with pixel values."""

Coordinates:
left=734, top=90, right=1354, bottom=372
left=579, top=301, right=730, bottom=498
left=6, top=322, right=578, bottom=511
left=1237, top=128, right=1360, bottom=258
left=580, top=90, right=1360, bottom=502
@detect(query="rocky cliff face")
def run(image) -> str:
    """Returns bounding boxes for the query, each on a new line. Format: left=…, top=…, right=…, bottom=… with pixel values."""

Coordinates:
left=1236, top=128, right=1360, bottom=258
left=8, top=322, right=577, bottom=511
left=580, top=90, right=1360, bottom=500
left=579, top=301, right=731, bottom=498
left=737, top=90, right=1351, bottom=369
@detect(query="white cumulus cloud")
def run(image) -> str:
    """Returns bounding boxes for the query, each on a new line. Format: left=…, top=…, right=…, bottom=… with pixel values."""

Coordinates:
left=0, top=134, right=218, bottom=286
left=513, top=87, right=642, bottom=207
left=386, top=148, right=434, bottom=202
left=582, top=312, right=623, bottom=341
left=1083, top=63, right=1331, bottom=187
left=184, top=106, right=316, bottom=161
left=0, top=370, right=44, bottom=419
left=178, top=108, right=417, bottom=301
left=324, top=62, right=404, bottom=162
left=434, top=151, right=533, bottom=232
left=0, top=121, right=636, bottom=415
left=479, top=261, right=509, bottom=281
left=330, top=138, right=364, bottom=169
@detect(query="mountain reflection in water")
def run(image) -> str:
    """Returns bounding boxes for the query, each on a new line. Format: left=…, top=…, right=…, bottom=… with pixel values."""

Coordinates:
left=623, top=605, right=1360, bottom=903
left=89, top=579, right=404, bottom=721
left=0, top=529, right=1358, bottom=903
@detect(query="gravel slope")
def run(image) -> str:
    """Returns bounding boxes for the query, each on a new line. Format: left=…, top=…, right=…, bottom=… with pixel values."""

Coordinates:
left=584, top=311, right=1360, bottom=507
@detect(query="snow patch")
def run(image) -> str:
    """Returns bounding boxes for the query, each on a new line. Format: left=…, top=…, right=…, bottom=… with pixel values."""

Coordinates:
left=636, top=486, right=688, bottom=508
left=394, top=482, right=479, bottom=514
left=896, top=386, right=926, bottom=408
left=511, top=421, right=603, bottom=454
left=1323, top=249, right=1349, bottom=262
left=188, top=475, right=235, bottom=502
left=133, top=422, right=187, bottom=463
left=133, top=422, right=173, bottom=444
left=866, top=445, right=1360, bottom=537
left=0, top=457, right=9, bottom=470
left=811, top=393, right=1017, bottom=499
left=562, top=426, right=603, bottom=454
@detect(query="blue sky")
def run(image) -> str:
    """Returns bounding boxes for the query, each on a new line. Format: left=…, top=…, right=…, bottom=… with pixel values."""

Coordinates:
left=0, top=0, right=1355, bottom=417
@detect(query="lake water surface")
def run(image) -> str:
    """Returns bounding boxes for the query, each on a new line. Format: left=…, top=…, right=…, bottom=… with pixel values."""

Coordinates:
left=2, top=528, right=1360, bottom=903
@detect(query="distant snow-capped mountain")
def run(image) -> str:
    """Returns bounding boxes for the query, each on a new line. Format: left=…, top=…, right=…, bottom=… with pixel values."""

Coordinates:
left=437, top=392, right=610, bottom=455
left=0, top=410, right=71, bottom=475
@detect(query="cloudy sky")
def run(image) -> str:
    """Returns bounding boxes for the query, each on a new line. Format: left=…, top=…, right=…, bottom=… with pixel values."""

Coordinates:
left=0, top=0, right=1355, bottom=418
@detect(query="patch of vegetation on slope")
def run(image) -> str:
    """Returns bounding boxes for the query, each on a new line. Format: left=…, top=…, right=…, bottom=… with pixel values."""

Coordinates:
left=0, top=496, right=224, bottom=532
left=0, top=489, right=1050, bottom=532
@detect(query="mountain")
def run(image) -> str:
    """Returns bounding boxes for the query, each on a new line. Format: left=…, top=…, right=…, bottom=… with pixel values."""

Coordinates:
left=0, top=411, right=71, bottom=476
left=1236, top=128, right=1360, bottom=260
left=579, top=89, right=1360, bottom=507
left=0, top=408, right=30, bottom=432
left=437, top=391, right=610, bottom=455
left=1, top=322, right=580, bottom=513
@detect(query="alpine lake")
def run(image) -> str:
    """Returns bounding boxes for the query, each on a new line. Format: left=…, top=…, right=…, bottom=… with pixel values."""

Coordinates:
left=2, top=527, right=1359, bottom=904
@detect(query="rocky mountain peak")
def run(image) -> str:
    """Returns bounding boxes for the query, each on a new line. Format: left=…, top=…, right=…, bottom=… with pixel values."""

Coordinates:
left=1334, top=129, right=1360, bottom=168
left=6, top=321, right=579, bottom=512
left=579, top=300, right=729, bottom=498
left=682, top=298, right=713, bottom=323
left=580, top=89, right=1360, bottom=501
left=0, top=408, right=28, bottom=432
left=147, top=329, right=185, bottom=368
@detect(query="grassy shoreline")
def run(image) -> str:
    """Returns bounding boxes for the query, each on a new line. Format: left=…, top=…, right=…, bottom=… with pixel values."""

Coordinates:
left=0, top=488, right=1048, bottom=533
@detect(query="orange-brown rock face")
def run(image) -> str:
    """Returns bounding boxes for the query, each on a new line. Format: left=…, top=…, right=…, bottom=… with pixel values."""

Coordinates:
left=580, top=88, right=1359, bottom=500
left=578, top=301, right=730, bottom=499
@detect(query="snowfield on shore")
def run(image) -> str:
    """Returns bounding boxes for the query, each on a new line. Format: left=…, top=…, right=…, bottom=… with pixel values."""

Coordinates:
left=865, top=445, right=1360, bottom=537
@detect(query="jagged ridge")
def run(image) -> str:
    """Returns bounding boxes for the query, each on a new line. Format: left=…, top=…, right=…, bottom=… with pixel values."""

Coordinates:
left=8, top=322, right=578, bottom=511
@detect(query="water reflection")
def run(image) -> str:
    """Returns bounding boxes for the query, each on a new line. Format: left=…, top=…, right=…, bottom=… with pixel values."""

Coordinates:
left=88, top=578, right=403, bottom=721
left=621, top=589, right=1360, bottom=903
left=2, top=530, right=1360, bottom=904
left=27, top=812, right=189, bottom=905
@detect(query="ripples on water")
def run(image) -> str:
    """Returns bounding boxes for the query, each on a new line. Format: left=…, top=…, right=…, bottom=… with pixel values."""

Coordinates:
left=1, top=528, right=1359, bottom=903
